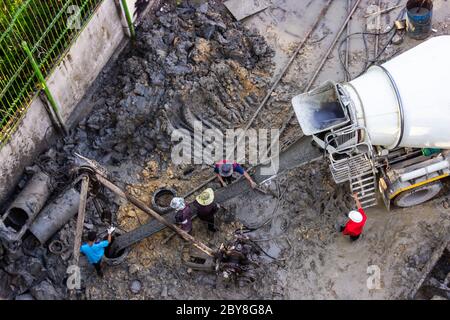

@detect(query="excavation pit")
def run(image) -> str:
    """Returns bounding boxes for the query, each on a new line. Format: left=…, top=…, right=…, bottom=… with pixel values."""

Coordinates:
left=151, top=187, right=177, bottom=214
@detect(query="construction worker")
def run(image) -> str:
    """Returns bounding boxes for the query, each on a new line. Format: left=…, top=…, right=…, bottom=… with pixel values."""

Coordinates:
left=340, top=193, right=367, bottom=241
left=216, top=233, right=258, bottom=286
left=214, top=159, right=257, bottom=188
left=170, top=197, right=192, bottom=234
left=80, top=226, right=115, bottom=277
left=192, top=188, right=219, bottom=232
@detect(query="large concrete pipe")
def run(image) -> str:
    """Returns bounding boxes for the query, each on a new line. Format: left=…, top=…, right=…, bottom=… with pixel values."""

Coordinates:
left=29, top=188, right=80, bottom=244
left=293, top=36, right=450, bottom=150
left=0, top=171, right=53, bottom=242
left=343, top=35, right=450, bottom=149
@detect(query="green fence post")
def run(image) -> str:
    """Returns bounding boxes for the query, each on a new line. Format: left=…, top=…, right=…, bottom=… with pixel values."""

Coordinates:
left=121, top=0, right=136, bottom=39
left=22, top=40, right=67, bottom=135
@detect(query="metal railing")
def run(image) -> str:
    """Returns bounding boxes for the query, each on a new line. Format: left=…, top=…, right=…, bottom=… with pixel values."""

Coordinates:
left=0, top=0, right=103, bottom=146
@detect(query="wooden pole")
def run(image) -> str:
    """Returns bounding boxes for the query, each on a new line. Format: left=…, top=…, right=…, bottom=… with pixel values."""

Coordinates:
left=374, top=0, right=382, bottom=58
left=72, top=175, right=89, bottom=266
left=95, top=174, right=216, bottom=257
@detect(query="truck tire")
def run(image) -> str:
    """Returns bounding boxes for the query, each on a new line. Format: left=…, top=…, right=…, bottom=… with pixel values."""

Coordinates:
left=394, top=181, right=443, bottom=208
left=151, top=187, right=177, bottom=214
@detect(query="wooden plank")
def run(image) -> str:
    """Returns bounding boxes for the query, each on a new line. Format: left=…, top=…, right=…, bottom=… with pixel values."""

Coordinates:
left=224, top=0, right=271, bottom=21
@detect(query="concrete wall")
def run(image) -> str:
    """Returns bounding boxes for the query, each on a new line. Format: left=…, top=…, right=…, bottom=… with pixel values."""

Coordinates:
left=0, top=0, right=155, bottom=207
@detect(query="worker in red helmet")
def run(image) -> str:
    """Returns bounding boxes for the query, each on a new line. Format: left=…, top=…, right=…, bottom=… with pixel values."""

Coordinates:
left=340, top=193, right=367, bottom=241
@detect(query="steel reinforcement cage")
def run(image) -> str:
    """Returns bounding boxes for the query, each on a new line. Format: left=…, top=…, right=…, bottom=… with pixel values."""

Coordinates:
left=0, top=0, right=103, bottom=146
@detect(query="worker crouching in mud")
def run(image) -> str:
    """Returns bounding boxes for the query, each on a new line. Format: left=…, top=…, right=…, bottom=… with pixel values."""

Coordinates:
left=80, top=226, right=115, bottom=277
left=170, top=197, right=193, bottom=234
left=214, top=160, right=257, bottom=189
left=192, top=188, right=219, bottom=232
left=340, top=193, right=367, bottom=241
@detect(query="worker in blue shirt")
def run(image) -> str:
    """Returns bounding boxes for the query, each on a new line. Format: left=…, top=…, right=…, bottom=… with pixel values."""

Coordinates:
left=80, top=226, right=115, bottom=277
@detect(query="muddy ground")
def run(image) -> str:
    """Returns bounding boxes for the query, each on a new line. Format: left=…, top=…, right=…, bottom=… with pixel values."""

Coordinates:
left=1, top=0, right=449, bottom=300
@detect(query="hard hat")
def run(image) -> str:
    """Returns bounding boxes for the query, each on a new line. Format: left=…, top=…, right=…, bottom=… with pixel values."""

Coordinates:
left=348, top=210, right=363, bottom=223
left=170, top=197, right=186, bottom=211
left=219, top=163, right=233, bottom=177
left=196, top=188, right=215, bottom=206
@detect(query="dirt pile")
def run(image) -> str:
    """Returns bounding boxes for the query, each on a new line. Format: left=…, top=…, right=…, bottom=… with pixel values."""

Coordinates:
left=63, top=1, right=273, bottom=168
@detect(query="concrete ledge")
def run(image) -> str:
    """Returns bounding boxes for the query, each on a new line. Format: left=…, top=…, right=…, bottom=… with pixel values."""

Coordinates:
left=47, top=0, right=126, bottom=122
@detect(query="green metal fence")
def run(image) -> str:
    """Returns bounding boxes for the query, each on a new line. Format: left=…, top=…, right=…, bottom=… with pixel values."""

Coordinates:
left=0, top=0, right=103, bottom=146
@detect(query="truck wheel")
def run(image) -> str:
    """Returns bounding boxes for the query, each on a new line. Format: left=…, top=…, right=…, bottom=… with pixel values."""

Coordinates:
left=394, top=181, right=443, bottom=208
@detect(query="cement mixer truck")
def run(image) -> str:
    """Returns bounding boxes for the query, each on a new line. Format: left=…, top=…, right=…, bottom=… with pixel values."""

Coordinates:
left=292, top=35, right=450, bottom=210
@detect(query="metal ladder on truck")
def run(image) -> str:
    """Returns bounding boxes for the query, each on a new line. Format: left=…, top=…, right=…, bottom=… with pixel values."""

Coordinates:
left=325, top=125, right=378, bottom=208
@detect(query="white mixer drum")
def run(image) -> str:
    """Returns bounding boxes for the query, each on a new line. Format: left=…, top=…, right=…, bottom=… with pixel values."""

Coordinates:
left=344, top=35, right=450, bottom=149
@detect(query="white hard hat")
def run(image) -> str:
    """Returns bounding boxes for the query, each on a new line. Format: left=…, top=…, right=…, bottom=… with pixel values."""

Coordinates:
left=170, top=197, right=186, bottom=211
left=348, top=210, right=363, bottom=223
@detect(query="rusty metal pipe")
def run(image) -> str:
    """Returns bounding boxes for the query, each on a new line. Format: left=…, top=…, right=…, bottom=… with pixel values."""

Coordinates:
left=95, top=174, right=216, bottom=257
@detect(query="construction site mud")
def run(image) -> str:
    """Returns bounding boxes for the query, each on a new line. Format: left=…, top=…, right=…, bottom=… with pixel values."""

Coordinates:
left=0, top=0, right=449, bottom=300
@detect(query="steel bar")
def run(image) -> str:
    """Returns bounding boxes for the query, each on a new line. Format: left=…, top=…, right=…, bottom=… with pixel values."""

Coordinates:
left=111, top=136, right=322, bottom=253
left=22, top=41, right=67, bottom=135
left=29, top=188, right=81, bottom=244
left=121, top=0, right=136, bottom=39
left=345, top=0, right=352, bottom=81
left=279, top=0, right=363, bottom=138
